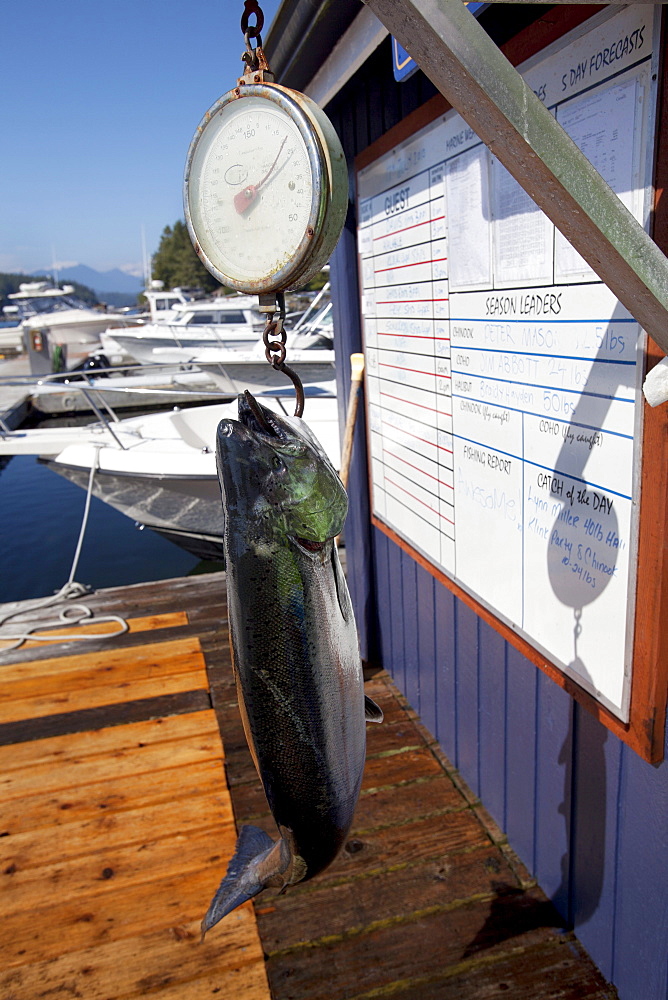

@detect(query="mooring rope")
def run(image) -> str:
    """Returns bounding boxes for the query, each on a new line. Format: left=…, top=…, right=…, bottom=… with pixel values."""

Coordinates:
left=0, top=447, right=129, bottom=651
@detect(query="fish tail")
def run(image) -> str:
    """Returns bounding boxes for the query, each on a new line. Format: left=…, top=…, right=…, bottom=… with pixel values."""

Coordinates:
left=201, top=824, right=290, bottom=938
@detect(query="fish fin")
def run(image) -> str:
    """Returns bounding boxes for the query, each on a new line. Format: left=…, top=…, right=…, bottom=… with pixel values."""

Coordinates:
left=365, top=695, right=384, bottom=723
left=331, top=544, right=353, bottom=622
left=201, top=825, right=289, bottom=939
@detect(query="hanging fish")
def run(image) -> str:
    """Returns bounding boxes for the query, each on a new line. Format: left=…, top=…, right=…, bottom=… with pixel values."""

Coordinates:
left=202, top=391, right=382, bottom=937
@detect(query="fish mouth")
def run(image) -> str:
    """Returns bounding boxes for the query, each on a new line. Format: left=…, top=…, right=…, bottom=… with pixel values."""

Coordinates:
left=294, top=535, right=327, bottom=553
left=239, top=391, right=286, bottom=440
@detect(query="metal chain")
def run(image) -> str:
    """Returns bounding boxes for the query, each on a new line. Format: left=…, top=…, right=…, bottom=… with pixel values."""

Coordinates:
left=241, top=1, right=264, bottom=71
left=239, top=1, right=303, bottom=416
left=261, top=292, right=305, bottom=417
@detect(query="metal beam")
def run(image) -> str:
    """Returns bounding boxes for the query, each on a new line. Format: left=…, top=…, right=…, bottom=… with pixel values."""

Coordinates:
left=305, top=7, right=388, bottom=108
left=361, top=0, right=668, bottom=355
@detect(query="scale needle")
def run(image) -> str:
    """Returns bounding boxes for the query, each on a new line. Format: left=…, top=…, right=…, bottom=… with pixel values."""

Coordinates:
left=234, top=135, right=288, bottom=214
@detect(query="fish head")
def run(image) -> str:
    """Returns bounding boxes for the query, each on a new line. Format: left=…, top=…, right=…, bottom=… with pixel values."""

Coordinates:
left=217, top=392, right=347, bottom=545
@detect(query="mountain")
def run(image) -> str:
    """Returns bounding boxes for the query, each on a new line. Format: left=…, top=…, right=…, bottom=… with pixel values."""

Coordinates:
left=32, top=264, right=143, bottom=297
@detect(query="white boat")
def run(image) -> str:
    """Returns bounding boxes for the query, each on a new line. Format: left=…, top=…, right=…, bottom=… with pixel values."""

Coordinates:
left=27, top=364, right=226, bottom=414
left=100, top=295, right=261, bottom=365
left=193, top=319, right=335, bottom=395
left=140, top=281, right=208, bottom=324
left=0, top=393, right=340, bottom=560
left=5, top=282, right=143, bottom=360
left=195, top=347, right=336, bottom=395
left=185, top=296, right=336, bottom=395
left=0, top=317, right=22, bottom=354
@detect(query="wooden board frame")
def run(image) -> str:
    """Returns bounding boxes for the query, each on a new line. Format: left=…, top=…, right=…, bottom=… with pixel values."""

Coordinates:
left=355, top=5, right=668, bottom=763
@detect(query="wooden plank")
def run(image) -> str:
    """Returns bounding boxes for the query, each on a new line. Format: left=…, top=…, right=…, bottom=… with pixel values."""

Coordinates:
left=0, top=597, right=271, bottom=1000
left=402, top=554, right=420, bottom=711
left=263, top=886, right=566, bottom=1000
left=0, top=635, right=206, bottom=690
left=612, top=739, right=668, bottom=998
left=533, top=673, right=573, bottom=918
left=0, top=713, right=222, bottom=800
left=255, top=843, right=523, bottom=952
left=505, top=644, right=538, bottom=872
left=434, top=578, right=457, bottom=761
left=0, top=611, right=188, bottom=652
left=2, top=815, right=238, bottom=916
left=226, top=735, right=447, bottom=791
left=141, top=965, right=270, bottom=1000
left=0, top=910, right=266, bottom=1000
left=2, top=788, right=234, bottom=874
left=356, top=936, right=616, bottom=1000
left=363, top=682, right=411, bottom=727
left=0, top=671, right=208, bottom=724
left=478, top=621, right=507, bottom=829
left=0, top=638, right=209, bottom=723
left=2, top=758, right=226, bottom=836
left=353, top=773, right=465, bottom=831
left=0, top=688, right=212, bottom=745
left=389, top=541, right=406, bottom=690
left=455, top=600, right=481, bottom=792
left=222, top=808, right=490, bottom=900
left=297, top=810, right=489, bottom=892
left=416, top=564, right=437, bottom=737
left=0, top=708, right=219, bottom=774
left=569, top=705, right=622, bottom=982
left=2, top=866, right=218, bottom=969
left=364, top=745, right=446, bottom=789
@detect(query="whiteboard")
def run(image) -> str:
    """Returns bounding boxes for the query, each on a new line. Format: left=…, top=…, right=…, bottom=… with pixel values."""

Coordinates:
left=356, top=6, right=660, bottom=722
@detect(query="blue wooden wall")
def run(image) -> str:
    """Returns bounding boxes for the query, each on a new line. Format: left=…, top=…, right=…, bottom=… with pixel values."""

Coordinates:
left=327, top=29, right=668, bottom=1000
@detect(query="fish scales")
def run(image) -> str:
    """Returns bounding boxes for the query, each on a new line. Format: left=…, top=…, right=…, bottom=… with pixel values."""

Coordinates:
left=228, top=540, right=364, bottom=859
left=201, top=391, right=381, bottom=936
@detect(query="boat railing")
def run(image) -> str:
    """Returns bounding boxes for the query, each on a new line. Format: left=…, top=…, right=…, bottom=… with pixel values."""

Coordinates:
left=0, top=361, right=240, bottom=448
left=0, top=360, right=335, bottom=446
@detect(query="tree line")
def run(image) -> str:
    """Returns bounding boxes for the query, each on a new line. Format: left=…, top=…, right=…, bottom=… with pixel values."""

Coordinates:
left=151, top=221, right=328, bottom=295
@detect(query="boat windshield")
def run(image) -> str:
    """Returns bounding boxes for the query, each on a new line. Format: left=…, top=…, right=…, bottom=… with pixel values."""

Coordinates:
left=14, top=294, right=90, bottom=318
left=185, top=310, right=248, bottom=325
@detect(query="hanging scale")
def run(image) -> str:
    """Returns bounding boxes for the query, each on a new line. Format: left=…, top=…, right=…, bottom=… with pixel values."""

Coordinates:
left=183, top=0, right=348, bottom=415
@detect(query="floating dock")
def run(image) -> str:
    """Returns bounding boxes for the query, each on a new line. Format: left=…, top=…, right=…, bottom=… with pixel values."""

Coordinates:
left=0, top=573, right=615, bottom=998
left=0, top=354, right=228, bottom=429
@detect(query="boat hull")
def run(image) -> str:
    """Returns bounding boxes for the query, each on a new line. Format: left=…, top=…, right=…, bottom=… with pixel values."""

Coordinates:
left=106, top=330, right=259, bottom=365
left=196, top=355, right=335, bottom=395
left=41, top=460, right=225, bottom=559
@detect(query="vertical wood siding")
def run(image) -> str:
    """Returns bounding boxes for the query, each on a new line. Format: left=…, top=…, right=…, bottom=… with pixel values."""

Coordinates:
left=327, top=31, right=668, bottom=1000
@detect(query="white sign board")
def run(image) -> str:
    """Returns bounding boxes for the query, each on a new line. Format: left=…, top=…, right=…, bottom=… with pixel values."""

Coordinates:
left=357, top=6, right=660, bottom=721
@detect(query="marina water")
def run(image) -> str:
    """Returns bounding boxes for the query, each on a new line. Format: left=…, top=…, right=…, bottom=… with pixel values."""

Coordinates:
left=0, top=453, right=211, bottom=604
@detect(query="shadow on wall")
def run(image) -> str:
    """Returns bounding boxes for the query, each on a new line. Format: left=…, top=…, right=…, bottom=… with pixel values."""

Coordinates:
left=555, top=704, right=609, bottom=929
left=463, top=702, right=608, bottom=955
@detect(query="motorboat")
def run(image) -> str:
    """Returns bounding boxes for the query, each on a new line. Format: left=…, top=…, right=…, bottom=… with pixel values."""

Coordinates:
left=132, top=288, right=334, bottom=395
left=0, top=315, right=22, bottom=354
left=100, top=294, right=262, bottom=365
left=194, top=344, right=336, bottom=395
left=141, top=281, right=207, bottom=324
left=26, top=363, right=227, bottom=415
left=192, top=302, right=336, bottom=395
left=0, top=390, right=340, bottom=560
left=4, top=282, right=143, bottom=361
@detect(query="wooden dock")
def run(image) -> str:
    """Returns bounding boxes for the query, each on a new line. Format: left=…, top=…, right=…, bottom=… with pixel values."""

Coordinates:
left=0, top=572, right=617, bottom=999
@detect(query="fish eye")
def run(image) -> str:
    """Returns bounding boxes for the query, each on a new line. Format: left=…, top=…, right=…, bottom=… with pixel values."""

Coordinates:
left=272, top=456, right=283, bottom=469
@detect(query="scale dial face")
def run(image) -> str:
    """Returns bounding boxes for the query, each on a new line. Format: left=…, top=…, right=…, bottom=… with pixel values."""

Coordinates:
left=184, top=85, right=347, bottom=294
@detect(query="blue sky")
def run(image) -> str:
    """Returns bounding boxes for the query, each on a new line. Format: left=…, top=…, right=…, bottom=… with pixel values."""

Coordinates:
left=0, top=0, right=281, bottom=277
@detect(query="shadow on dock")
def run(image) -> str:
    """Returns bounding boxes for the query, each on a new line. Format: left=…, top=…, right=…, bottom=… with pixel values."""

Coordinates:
left=0, top=572, right=616, bottom=999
